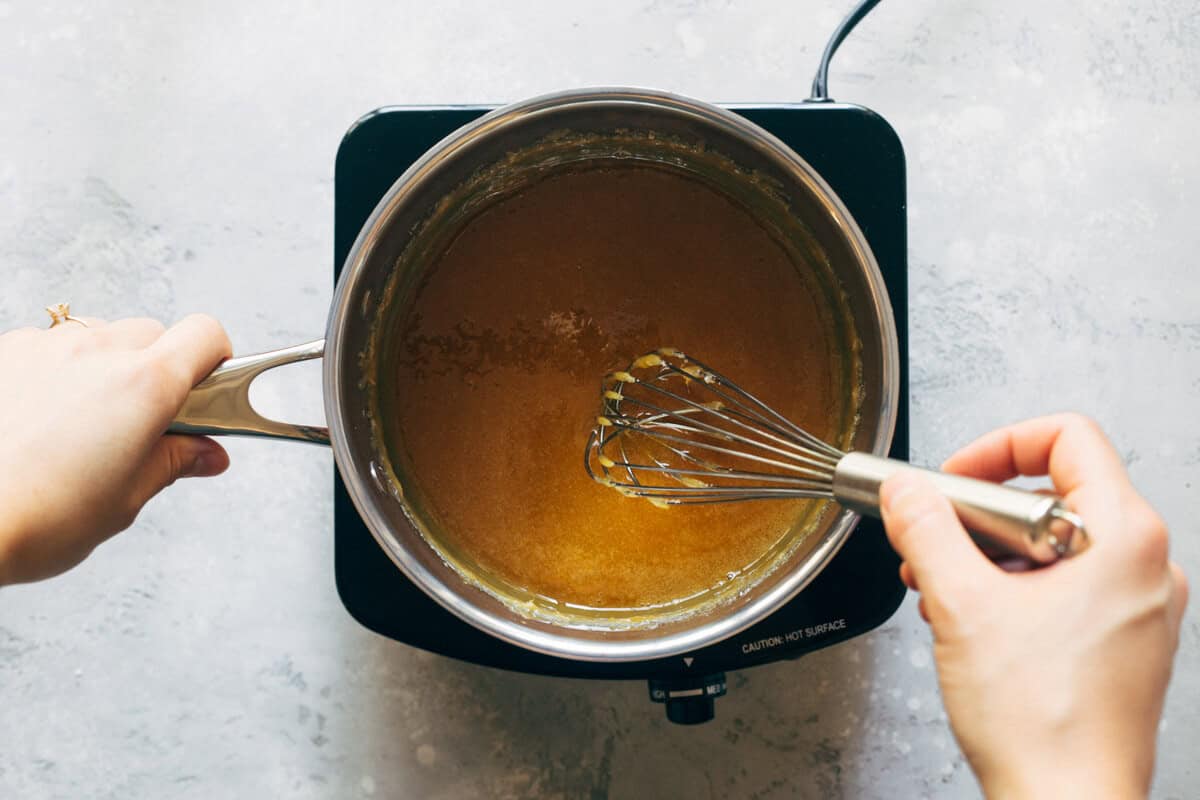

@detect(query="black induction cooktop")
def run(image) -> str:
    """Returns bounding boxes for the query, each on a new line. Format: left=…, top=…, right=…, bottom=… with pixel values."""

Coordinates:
left=333, top=102, right=909, bottom=724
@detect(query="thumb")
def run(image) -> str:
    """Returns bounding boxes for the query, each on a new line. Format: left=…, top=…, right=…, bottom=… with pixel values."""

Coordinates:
left=128, top=435, right=230, bottom=511
left=880, top=470, right=998, bottom=599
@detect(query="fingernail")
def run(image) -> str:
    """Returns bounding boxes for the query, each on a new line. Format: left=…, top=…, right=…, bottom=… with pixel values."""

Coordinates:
left=182, top=447, right=223, bottom=478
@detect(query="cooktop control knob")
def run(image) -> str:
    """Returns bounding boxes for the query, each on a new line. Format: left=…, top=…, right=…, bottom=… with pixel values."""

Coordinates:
left=647, top=672, right=727, bottom=725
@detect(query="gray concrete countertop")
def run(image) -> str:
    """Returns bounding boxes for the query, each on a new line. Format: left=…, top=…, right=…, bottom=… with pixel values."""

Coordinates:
left=1, top=1, right=1196, bottom=797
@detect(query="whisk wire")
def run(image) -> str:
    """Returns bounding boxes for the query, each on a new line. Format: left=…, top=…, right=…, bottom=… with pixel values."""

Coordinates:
left=607, top=416, right=835, bottom=481
left=652, top=354, right=844, bottom=462
left=651, top=360, right=824, bottom=453
left=685, top=361, right=844, bottom=461
left=605, top=392, right=840, bottom=476
left=587, top=349, right=846, bottom=505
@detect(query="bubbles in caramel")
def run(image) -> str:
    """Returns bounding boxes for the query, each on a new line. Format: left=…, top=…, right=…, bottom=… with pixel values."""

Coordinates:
left=375, top=160, right=857, bottom=621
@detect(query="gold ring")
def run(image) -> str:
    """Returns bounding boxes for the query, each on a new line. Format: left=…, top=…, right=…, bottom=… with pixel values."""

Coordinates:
left=46, top=303, right=88, bottom=329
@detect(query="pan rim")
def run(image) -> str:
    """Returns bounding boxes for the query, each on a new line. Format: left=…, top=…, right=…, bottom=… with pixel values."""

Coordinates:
left=325, top=86, right=899, bottom=663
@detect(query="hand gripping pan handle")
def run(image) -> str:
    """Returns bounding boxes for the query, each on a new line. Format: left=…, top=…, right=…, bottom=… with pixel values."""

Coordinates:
left=167, top=339, right=330, bottom=445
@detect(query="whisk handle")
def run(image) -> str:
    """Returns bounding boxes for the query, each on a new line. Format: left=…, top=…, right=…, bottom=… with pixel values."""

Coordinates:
left=832, top=453, right=1090, bottom=564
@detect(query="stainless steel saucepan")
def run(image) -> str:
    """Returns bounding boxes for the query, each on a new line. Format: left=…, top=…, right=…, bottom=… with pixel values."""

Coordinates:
left=168, top=87, right=899, bottom=662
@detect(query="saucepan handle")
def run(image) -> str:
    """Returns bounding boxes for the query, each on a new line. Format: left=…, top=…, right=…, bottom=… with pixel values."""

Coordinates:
left=832, top=452, right=1089, bottom=564
left=167, top=339, right=330, bottom=445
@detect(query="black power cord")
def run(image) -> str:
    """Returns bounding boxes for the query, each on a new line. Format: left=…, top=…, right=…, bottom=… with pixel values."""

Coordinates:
left=809, top=0, right=885, bottom=101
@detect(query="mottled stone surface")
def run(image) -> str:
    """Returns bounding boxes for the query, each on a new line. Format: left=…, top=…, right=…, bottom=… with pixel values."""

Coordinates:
left=1, top=1, right=1197, bottom=797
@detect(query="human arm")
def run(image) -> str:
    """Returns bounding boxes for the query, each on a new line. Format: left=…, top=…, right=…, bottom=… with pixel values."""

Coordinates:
left=880, top=414, right=1187, bottom=799
left=0, top=314, right=231, bottom=586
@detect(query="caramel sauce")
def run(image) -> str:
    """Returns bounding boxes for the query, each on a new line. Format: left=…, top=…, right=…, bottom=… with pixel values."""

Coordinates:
left=380, top=163, right=852, bottom=613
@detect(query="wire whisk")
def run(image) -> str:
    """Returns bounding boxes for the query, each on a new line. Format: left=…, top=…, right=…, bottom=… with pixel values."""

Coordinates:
left=585, top=348, right=1089, bottom=563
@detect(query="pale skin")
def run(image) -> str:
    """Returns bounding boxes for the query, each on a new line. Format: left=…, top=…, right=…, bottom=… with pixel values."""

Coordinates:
left=0, top=319, right=1187, bottom=798
left=880, top=415, right=1188, bottom=798
left=0, top=314, right=231, bottom=584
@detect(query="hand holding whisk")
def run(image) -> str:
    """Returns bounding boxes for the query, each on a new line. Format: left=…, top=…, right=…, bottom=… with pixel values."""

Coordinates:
left=585, top=348, right=1089, bottom=564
